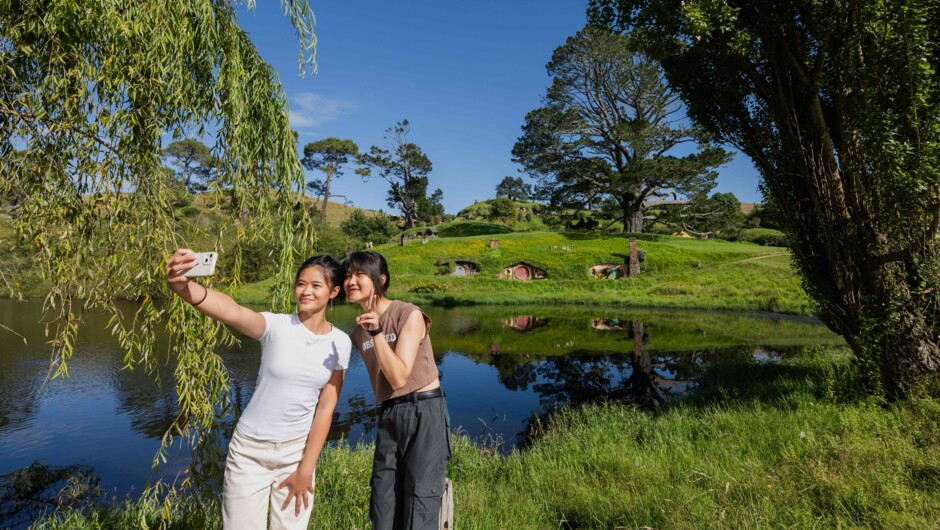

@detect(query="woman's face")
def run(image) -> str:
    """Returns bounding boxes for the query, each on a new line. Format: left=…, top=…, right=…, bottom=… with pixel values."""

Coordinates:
left=294, top=266, right=339, bottom=314
left=343, top=268, right=376, bottom=303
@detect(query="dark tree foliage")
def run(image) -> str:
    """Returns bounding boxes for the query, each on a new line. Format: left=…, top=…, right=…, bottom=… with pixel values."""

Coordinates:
left=512, top=26, right=730, bottom=232
left=590, top=0, right=940, bottom=395
left=357, top=120, right=444, bottom=229
left=659, top=192, right=743, bottom=237
left=301, top=137, right=359, bottom=224
left=163, top=139, right=219, bottom=192
left=495, top=176, right=532, bottom=201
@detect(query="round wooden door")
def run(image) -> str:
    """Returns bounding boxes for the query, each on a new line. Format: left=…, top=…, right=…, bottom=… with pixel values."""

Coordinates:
left=514, top=266, right=530, bottom=280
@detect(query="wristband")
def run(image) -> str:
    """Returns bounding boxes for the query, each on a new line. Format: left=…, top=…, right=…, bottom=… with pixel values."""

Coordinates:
left=192, top=284, right=209, bottom=307
left=367, top=323, right=383, bottom=337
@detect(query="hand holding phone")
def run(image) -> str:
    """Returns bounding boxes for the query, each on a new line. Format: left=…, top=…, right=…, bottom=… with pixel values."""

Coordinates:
left=183, top=252, right=218, bottom=277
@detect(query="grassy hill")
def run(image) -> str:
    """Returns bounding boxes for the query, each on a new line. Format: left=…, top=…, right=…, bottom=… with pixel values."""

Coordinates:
left=3, top=193, right=806, bottom=314
left=379, top=231, right=809, bottom=313
left=234, top=230, right=811, bottom=315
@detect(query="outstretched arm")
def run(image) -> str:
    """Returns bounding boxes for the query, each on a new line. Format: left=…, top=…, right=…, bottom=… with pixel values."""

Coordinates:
left=277, top=368, right=345, bottom=515
left=166, top=248, right=266, bottom=339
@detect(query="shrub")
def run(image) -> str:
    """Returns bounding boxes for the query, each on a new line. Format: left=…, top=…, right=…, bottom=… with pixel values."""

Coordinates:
left=340, top=210, right=398, bottom=244
left=314, top=223, right=362, bottom=257
left=731, top=228, right=787, bottom=247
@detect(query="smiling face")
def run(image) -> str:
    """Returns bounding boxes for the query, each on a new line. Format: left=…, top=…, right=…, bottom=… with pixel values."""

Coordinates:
left=294, top=265, right=340, bottom=314
left=343, top=268, right=384, bottom=304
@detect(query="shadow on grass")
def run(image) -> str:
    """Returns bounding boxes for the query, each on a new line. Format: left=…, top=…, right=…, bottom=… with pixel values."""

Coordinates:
left=689, top=348, right=879, bottom=407
left=521, top=351, right=874, bottom=448
left=559, top=231, right=663, bottom=242
left=679, top=359, right=824, bottom=409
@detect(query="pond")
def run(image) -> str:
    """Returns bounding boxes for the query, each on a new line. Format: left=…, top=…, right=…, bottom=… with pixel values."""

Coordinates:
left=0, top=299, right=841, bottom=514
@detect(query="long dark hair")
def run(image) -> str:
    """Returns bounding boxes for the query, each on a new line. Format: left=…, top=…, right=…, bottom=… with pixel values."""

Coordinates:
left=343, top=251, right=390, bottom=298
left=296, top=255, right=345, bottom=301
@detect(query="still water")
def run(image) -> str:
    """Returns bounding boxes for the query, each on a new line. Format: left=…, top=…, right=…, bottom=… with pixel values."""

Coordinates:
left=0, top=299, right=841, bottom=502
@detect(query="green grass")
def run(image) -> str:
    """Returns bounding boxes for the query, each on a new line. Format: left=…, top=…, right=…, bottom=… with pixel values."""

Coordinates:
left=362, top=231, right=812, bottom=314
left=36, top=351, right=940, bottom=529
left=435, top=220, right=514, bottom=238
left=230, top=232, right=811, bottom=314
left=455, top=200, right=549, bottom=232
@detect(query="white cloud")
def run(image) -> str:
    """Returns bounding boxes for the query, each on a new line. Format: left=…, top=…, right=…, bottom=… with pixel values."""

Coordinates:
left=289, top=93, right=355, bottom=130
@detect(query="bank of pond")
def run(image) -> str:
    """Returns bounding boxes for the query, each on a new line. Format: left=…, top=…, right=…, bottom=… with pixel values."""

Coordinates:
left=4, top=300, right=937, bottom=527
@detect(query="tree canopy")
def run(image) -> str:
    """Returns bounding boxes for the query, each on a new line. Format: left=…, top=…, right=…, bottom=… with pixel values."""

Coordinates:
left=512, top=26, right=730, bottom=232
left=163, top=139, right=220, bottom=193
left=301, top=137, right=359, bottom=224
left=495, top=176, right=532, bottom=202
left=0, top=0, right=318, bottom=497
left=357, top=120, right=445, bottom=228
left=590, top=0, right=940, bottom=395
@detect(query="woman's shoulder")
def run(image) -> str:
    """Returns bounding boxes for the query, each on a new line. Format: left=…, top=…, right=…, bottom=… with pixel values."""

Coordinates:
left=257, top=312, right=295, bottom=337
left=388, top=299, right=421, bottom=315
left=328, top=323, right=352, bottom=342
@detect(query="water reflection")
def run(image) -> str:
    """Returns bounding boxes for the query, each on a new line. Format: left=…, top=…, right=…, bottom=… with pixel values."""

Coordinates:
left=502, top=315, right=548, bottom=332
left=0, top=300, right=842, bottom=501
left=0, top=461, right=101, bottom=528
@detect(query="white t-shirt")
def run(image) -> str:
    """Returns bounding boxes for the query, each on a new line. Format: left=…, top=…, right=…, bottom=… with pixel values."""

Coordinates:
left=235, top=312, right=351, bottom=442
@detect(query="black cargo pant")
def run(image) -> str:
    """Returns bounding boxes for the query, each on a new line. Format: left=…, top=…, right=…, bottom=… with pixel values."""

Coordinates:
left=371, top=395, right=451, bottom=530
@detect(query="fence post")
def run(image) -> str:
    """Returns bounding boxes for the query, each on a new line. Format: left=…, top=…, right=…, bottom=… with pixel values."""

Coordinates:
left=439, top=478, right=454, bottom=529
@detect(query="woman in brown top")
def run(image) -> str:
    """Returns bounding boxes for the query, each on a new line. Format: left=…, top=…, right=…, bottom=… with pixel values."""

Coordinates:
left=343, top=251, right=450, bottom=530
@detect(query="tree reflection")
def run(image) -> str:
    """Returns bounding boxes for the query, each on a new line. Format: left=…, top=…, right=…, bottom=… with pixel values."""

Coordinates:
left=329, top=392, right=379, bottom=439
left=519, top=321, right=709, bottom=444
left=0, top=461, right=101, bottom=528
left=492, top=351, right=538, bottom=391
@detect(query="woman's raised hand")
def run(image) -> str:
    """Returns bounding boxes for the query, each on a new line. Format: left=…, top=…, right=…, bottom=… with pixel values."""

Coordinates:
left=356, top=293, right=380, bottom=332
left=165, top=249, right=197, bottom=293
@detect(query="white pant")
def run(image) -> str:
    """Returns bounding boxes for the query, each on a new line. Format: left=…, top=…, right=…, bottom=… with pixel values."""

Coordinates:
left=222, top=429, right=315, bottom=530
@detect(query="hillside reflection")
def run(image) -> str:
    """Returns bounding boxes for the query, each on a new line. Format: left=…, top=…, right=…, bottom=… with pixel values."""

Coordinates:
left=0, top=300, right=841, bottom=497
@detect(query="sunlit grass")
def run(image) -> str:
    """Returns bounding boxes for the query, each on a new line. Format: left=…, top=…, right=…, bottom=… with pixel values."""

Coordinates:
left=36, top=351, right=940, bottom=529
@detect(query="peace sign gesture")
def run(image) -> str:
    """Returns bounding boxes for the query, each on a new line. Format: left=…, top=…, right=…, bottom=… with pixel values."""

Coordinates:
left=356, top=293, right=380, bottom=332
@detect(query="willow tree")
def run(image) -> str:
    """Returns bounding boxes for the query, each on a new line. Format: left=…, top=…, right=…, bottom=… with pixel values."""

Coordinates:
left=590, top=0, right=940, bottom=395
left=0, top=0, right=317, bottom=495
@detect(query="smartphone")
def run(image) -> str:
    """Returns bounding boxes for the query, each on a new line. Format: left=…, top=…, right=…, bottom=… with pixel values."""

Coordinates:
left=183, top=252, right=218, bottom=277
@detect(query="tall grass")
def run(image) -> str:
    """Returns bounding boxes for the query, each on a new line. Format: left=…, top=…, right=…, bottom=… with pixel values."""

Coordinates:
left=36, top=351, right=940, bottom=529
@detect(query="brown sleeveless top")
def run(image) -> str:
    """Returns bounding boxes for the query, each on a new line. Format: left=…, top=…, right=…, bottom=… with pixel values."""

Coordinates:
left=350, top=300, right=438, bottom=403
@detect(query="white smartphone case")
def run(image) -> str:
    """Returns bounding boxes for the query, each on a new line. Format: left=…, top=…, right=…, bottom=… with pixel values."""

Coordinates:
left=183, top=252, right=218, bottom=277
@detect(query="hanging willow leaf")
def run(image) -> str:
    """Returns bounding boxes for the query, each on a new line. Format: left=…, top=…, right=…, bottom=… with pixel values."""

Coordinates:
left=0, top=0, right=318, bottom=508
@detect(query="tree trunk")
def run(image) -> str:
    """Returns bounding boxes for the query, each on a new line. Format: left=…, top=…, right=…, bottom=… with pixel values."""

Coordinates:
left=883, top=306, right=940, bottom=396
left=867, top=266, right=940, bottom=397
left=623, top=209, right=644, bottom=233
left=319, top=169, right=333, bottom=225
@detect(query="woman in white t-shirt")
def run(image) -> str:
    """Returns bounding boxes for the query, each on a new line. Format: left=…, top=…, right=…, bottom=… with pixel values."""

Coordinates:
left=166, top=249, right=352, bottom=530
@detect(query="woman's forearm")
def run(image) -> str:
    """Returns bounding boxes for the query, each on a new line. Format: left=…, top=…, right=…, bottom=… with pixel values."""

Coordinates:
left=370, top=310, right=426, bottom=390
left=175, top=284, right=265, bottom=339
left=299, top=372, right=344, bottom=473
left=372, top=334, right=410, bottom=389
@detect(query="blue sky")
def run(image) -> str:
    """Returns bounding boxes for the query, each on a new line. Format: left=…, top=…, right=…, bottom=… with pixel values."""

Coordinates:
left=235, top=0, right=763, bottom=214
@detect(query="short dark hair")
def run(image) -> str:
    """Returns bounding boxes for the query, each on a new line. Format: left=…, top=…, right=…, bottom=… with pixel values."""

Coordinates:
left=343, top=251, right=390, bottom=297
left=296, top=255, right=345, bottom=301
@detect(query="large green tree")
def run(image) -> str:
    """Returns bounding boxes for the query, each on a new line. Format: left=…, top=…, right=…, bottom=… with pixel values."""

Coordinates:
left=495, top=176, right=532, bottom=201
left=512, top=26, right=730, bottom=232
left=0, top=0, right=318, bottom=497
left=590, top=0, right=940, bottom=394
left=357, top=120, right=445, bottom=229
left=163, top=138, right=219, bottom=192
left=301, top=137, right=359, bottom=224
